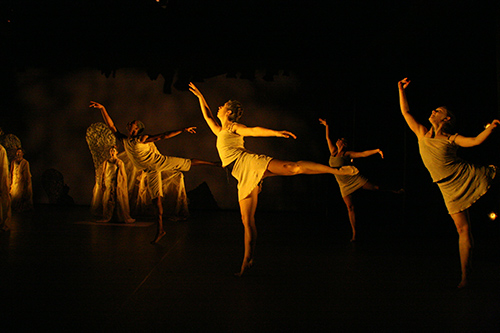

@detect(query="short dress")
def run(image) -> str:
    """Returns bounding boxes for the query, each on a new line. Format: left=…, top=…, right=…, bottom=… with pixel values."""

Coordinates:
left=418, top=134, right=496, bottom=214
left=216, top=125, right=273, bottom=201
left=329, top=155, right=367, bottom=197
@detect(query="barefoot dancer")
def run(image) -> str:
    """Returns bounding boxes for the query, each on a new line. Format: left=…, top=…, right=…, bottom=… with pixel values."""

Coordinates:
left=90, top=101, right=220, bottom=243
left=319, top=118, right=402, bottom=241
left=398, top=78, right=499, bottom=288
left=190, top=83, right=358, bottom=276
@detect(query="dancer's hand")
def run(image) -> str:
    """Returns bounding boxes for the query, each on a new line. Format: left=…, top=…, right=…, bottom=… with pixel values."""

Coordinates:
left=188, top=82, right=202, bottom=98
left=378, top=149, right=384, bottom=159
left=184, top=127, right=197, bottom=134
left=486, top=119, right=500, bottom=130
left=319, top=118, right=328, bottom=126
left=89, top=101, right=104, bottom=110
left=277, top=130, right=297, bottom=139
left=398, top=78, right=410, bottom=90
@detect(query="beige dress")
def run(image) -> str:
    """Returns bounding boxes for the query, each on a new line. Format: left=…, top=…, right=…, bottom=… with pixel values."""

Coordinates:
left=0, top=145, right=11, bottom=229
left=216, top=126, right=272, bottom=201
left=329, top=155, right=367, bottom=197
left=10, top=159, right=33, bottom=211
left=122, top=137, right=191, bottom=198
left=418, top=134, right=496, bottom=214
left=100, top=158, right=135, bottom=223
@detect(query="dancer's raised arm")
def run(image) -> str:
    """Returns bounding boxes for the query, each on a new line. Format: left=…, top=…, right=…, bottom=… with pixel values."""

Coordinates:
left=89, top=101, right=126, bottom=140
left=189, top=82, right=221, bottom=135
left=347, top=148, right=384, bottom=159
left=453, top=120, right=500, bottom=148
left=141, top=127, right=197, bottom=143
left=319, top=118, right=337, bottom=155
left=398, top=78, right=427, bottom=138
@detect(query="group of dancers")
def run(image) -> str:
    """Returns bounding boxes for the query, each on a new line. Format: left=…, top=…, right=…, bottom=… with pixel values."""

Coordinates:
left=85, top=77, right=497, bottom=287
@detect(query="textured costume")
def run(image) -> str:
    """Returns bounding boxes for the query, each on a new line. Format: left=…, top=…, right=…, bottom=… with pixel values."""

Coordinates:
left=99, top=158, right=135, bottom=223
left=329, top=155, right=367, bottom=197
left=121, top=137, right=191, bottom=198
left=216, top=126, right=272, bottom=201
left=0, top=145, right=11, bottom=230
left=10, top=158, right=33, bottom=212
left=418, top=134, right=496, bottom=214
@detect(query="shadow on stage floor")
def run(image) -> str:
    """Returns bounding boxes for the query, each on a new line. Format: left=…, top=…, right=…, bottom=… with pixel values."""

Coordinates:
left=1, top=203, right=500, bottom=332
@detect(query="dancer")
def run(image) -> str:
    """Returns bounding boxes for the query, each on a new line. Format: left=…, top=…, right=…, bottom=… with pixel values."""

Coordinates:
left=189, top=82, right=358, bottom=276
left=10, top=148, right=34, bottom=212
left=0, top=144, right=11, bottom=231
left=90, top=101, right=220, bottom=243
left=398, top=77, right=499, bottom=288
left=97, top=146, right=135, bottom=223
left=319, top=118, right=402, bottom=241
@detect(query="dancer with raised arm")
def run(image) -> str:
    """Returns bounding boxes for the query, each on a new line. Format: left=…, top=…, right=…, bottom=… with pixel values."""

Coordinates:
left=189, top=82, right=358, bottom=276
left=398, top=78, right=499, bottom=288
left=319, top=118, right=402, bottom=242
left=90, top=101, right=220, bottom=243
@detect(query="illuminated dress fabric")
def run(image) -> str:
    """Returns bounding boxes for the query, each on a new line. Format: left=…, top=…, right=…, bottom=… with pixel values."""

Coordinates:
left=98, top=158, right=135, bottom=223
left=329, top=155, right=366, bottom=197
left=0, top=145, right=11, bottom=230
left=216, top=126, right=272, bottom=201
left=121, top=137, right=191, bottom=199
left=10, top=158, right=33, bottom=211
left=418, top=134, right=496, bottom=214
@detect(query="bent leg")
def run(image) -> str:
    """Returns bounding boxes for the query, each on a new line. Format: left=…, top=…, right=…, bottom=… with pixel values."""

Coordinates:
left=343, top=194, right=357, bottom=242
left=235, top=186, right=259, bottom=277
left=450, top=210, right=473, bottom=288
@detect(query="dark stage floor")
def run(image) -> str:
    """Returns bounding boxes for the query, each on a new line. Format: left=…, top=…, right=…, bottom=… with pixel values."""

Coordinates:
left=1, top=204, right=500, bottom=332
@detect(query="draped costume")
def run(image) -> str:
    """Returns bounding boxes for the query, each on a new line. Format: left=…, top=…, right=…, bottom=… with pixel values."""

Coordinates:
left=121, top=137, right=191, bottom=199
left=0, top=145, right=11, bottom=229
left=216, top=126, right=272, bottom=201
left=10, top=159, right=33, bottom=212
left=418, top=134, right=496, bottom=214
left=329, top=155, right=367, bottom=197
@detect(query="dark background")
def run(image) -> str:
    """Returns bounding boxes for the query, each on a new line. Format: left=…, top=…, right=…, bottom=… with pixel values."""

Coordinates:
left=1, top=1, right=499, bottom=224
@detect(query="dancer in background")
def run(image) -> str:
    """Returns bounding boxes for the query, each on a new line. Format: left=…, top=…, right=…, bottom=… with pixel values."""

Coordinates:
left=90, top=101, right=220, bottom=243
left=0, top=144, right=11, bottom=231
left=398, top=77, right=499, bottom=288
left=319, top=118, right=402, bottom=242
left=189, top=82, right=358, bottom=276
left=10, top=148, right=33, bottom=212
left=97, top=146, right=135, bottom=223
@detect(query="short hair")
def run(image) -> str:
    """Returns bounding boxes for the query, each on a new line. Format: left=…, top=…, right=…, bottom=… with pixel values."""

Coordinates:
left=226, top=100, right=244, bottom=122
left=132, top=120, right=145, bottom=134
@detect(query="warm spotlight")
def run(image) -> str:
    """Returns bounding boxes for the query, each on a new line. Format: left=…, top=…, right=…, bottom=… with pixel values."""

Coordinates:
left=488, top=212, right=497, bottom=221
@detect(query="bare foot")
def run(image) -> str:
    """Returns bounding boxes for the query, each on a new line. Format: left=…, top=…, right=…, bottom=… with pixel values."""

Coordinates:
left=234, top=259, right=254, bottom=277
left=457, top=279, right=468, bottom=289
left=125, top=218, right=136, bottom=224
left=151, top=229, right=166, bottom=244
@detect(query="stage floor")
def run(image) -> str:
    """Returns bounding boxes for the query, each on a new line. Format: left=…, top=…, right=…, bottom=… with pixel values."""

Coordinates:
left=1, top=204, right=500, bottom=332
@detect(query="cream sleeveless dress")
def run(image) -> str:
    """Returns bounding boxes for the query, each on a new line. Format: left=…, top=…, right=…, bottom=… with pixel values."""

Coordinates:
left=418, top=134, right=496, bottom=214
left=216, top=126, right=272, bottom=201
left=329, top=155, right=367, bottom=197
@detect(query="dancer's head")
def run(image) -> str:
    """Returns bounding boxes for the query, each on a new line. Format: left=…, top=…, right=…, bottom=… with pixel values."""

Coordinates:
left=430, top=106, right=455, bottom=132
left=109, top=145, right=118, bottom=158
left=15, top=147, right=25, bottom=161
left=218, top=100, right=244, bottom=122
left=126, top=120, right=145, bottom=136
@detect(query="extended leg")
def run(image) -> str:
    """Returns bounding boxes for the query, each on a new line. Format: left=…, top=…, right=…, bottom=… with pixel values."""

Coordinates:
left=343, top=194, right=357, bottom=242
left=265, top=159, right=357, bottom=177
left=151, top=196, right=166, bottom=244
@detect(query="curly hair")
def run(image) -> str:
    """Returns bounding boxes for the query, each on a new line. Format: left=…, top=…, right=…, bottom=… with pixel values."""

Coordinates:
left=226, top=100, right=244, bottom=122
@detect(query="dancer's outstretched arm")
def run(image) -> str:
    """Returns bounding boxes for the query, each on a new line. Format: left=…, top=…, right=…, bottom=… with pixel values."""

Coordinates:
left=189, top=82, right=221, bottom=135
left=89, top=101, right=126, bottom=139
left=453, top=120, right=500, bottom=148
left=347, top=149, right=384, bottom=159
left=232, top=123, right=296, bottom=139
left=398, top=78, right=427, bottom=138
left=319, top=118, right=337, bottom=155
left=141, top=127, right=197, bottom=143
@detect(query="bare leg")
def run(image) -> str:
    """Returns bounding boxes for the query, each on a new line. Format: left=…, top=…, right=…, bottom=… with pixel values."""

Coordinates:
left=235, top=186, right=259, bottom=277
left=451, top=210, right=473, bottom=288
left=343, top=194, right=357, bottom=242
left=265, top=159, right=357, bottom=177
left=151, top=196, right=166, bottom=244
